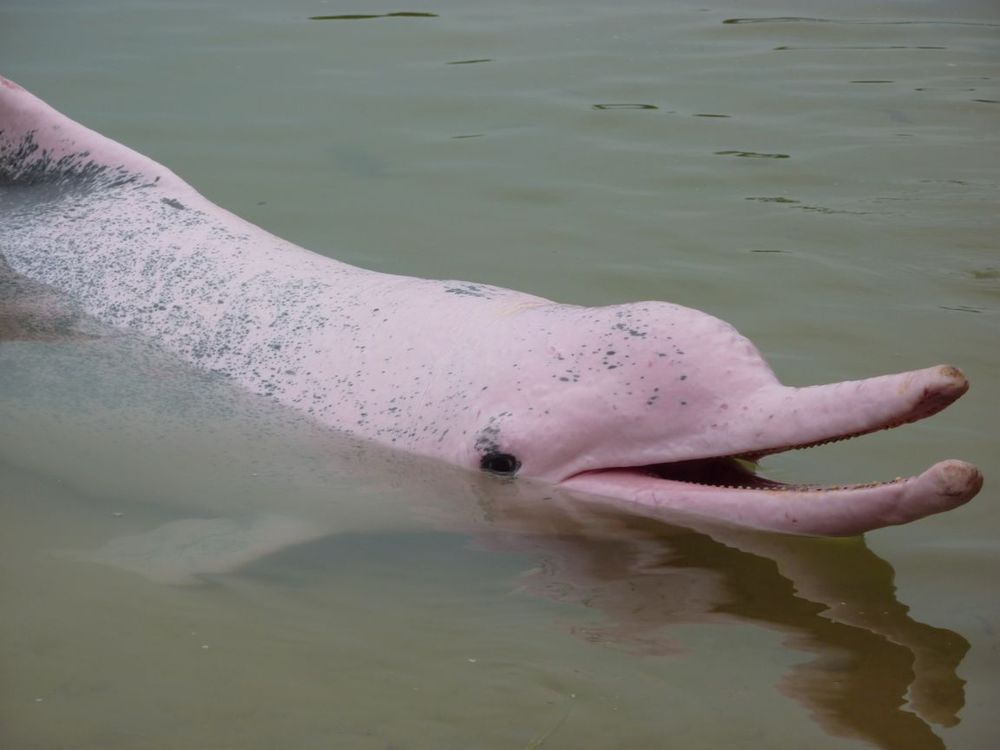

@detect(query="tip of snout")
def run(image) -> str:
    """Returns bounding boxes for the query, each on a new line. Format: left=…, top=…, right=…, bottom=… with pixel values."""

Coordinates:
left=928, top=364, right=969, bottom=397
left=888, top=459, right=984, bottom=530
left=903, top=365, right=970, bottom=423
left=927, top=459, right=983, bottom=506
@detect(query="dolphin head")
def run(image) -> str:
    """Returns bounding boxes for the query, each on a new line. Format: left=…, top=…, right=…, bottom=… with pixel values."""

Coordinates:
left=449, top=301, right=982, bottom=536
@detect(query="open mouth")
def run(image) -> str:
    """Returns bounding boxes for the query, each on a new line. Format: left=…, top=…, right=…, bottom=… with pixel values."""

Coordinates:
left=642, top=455, right=822, bottom=491
left=557, top=365, right=983, bottom=536
left=639, top=447, right=912, bottom=493
left=584, top=447, right=917, bottom=495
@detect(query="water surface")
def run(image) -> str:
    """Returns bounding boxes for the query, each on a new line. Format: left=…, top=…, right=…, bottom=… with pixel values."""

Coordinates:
left=1, top=1, right=998, bottom=748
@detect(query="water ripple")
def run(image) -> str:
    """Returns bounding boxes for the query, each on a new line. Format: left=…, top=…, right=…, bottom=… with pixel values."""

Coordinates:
left=724, top=16, right=1000, bottom=27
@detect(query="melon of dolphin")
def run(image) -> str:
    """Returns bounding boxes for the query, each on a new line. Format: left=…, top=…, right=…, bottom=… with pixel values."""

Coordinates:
left=0, top=76, right=982, bottom=536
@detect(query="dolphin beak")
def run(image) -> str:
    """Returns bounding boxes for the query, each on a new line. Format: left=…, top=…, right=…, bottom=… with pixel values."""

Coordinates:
left=735, top=365, right=970, bottom=459
left=558, top=365, right=983, bottom=535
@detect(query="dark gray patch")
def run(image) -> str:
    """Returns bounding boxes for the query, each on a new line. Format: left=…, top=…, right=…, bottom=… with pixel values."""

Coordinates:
left=613, top=322, right=647, bottom=338
left=474, top=412, right=514, bottom=457
left=0, top=131, right=138, bottom=193
left=444, top=283, right=490, bottom=298
left=474, top=424, right=501, bottom=455
left=161, top=197, right=186, bottom=210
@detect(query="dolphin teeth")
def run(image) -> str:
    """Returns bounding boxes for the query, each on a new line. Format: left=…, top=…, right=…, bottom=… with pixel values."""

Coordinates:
left=637, top=456, right=918, bottom=493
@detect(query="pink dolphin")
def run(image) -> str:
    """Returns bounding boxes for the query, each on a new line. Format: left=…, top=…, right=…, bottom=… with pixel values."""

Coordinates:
left=0, top=76, right=982, bottom=535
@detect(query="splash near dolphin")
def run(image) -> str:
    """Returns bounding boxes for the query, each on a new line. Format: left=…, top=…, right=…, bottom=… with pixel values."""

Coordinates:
left=0, top=75, right=983, bottom=536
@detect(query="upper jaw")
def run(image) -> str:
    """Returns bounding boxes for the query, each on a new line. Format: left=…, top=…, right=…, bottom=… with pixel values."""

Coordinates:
left=658, top=364, right=970, bottom=467
left=554, top=365, right=982, bottom=535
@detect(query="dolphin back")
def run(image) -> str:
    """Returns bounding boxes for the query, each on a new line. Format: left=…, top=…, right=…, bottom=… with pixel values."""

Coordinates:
left=0, top=74, right=367, bottom=408
left=0, top=76, right=181, bottom=192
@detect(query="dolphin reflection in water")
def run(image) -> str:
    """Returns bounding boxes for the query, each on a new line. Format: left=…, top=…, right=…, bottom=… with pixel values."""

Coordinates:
left=488, top=515, right=967, bottom=750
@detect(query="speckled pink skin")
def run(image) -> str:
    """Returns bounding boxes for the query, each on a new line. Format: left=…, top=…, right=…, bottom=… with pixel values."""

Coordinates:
left=0, top=76, right=982, bottom=535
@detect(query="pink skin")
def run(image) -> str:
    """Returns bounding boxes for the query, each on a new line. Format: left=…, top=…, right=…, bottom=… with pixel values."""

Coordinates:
left=0, top=76, right=983, bottom=535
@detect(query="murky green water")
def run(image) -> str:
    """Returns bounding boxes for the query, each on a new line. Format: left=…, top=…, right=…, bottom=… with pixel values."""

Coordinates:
left=2, top=1, right=998, bottom=748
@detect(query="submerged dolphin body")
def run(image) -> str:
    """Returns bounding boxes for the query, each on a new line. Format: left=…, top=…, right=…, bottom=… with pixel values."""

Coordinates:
left=0, top=76, right=982, bottom=535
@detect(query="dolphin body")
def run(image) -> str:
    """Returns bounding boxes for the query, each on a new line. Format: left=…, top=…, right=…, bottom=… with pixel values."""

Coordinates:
left=0, top=76, right=983, bottom=536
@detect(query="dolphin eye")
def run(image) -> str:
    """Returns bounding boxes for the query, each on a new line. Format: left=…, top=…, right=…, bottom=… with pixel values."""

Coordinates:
left=480, top=452, right=521, bottom=476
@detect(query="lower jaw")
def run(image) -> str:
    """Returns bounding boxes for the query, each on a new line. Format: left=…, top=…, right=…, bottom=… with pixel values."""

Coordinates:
left=556, top=459, right=981, bottom=536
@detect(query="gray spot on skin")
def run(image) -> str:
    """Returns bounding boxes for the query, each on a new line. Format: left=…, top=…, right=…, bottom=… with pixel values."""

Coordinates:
left=474, top=426, right=501, bottom=455
left=0, top=131, right=134, bottom=190
left=443, top=283, right=491, bottom=298
left=474, top=413, right=514, bottom=457
left=161, top=197, right=186, bottom=210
